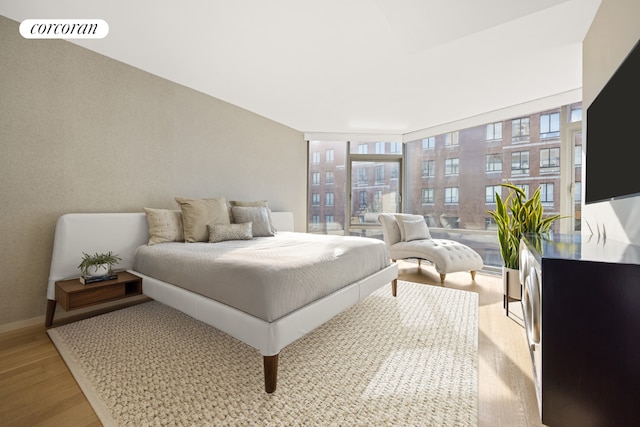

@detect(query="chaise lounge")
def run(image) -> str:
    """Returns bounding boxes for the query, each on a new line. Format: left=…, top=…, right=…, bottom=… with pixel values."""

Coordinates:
left=378, top=213, right=483, bottom=284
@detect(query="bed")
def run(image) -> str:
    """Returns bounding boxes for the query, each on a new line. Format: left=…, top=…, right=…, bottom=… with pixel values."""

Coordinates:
left=45, top=211, right=398, bottom=393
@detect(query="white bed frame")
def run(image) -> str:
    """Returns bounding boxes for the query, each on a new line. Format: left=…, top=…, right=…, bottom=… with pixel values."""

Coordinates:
left=45, top=212, right=398, bottom=393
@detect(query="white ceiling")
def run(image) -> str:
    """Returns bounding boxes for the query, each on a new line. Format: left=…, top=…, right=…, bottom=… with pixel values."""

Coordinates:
left=1, top=0, right=601, bottom=135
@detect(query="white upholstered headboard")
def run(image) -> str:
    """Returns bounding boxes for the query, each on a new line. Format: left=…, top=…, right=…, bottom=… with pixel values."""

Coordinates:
left=46, top=211, right=295, bottom=300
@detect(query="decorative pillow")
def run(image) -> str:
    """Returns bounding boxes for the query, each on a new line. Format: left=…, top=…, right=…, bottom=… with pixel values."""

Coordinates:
left=144, top=208, right=184, bottom=245
left=228, top=200, right=277, bottom=233
left=394, top=214, right=428, bottom=241
left=175, top=197, right=230, bottom=242
left=403, top=219, right=431, bottom=241
left=230, top=206, right=275, bottom=237
left=208, top=222, right=253, bottom=243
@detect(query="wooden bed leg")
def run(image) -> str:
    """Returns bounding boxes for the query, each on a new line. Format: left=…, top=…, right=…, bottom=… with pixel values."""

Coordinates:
left=439, top=273, right=446, bottom=285
left=45, top=299, right=56, bottom=327
left=391, top=278, right=397, bottom=297
left=263, top=354, right=279, bottom=393
left=471, top=270, right=477, bottom=280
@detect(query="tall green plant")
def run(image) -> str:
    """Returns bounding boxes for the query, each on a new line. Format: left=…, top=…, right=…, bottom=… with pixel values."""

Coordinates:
left=487, top=183, right=563, bottom=269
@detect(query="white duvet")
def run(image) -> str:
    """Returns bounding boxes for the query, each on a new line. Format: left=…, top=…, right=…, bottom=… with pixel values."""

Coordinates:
left=133, top=232, right=390, bottom=322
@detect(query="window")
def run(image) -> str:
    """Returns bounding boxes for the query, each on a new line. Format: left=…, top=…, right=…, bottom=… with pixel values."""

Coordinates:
left=312, top=151, right=320, bottom=164
left=486, top=154, right=502, bottom=172
left=574, top=182, right=582, bottom=203
left=445, top=158, right=459, bottom=175
left=485, top=217, right=497, bottom=231
left=325, top=192, right=334, bottom=206
left=358, top=144, right=368, bottom=154
left=326, top=215, right=334, bottom=224
left=375, top=142, right=385, bottom=154
left=325, top=149, right=334, bottom=163
left=311, top=193, right=320, bottom=206
left=311, top=214, right=320, bottom=224
left=570, top=106, right=582, bottom=122
left=486, top=122, right=502, bottom=141
left=422, top=160, right=435, bottom=177
left=422, top=137, right=435, bottom=150
left=390, top=142, right=401, bottom=153
left=485, top=185, right=501, bottom=203
left=540, top=147, right=560, bottom=173
left=540, top=112, right=560, bottom=138
left=375, top=165, right=384, bottom=183
left=390, top=164, right=399, bottom=179
left=357, top=168, right=367, bottom=185
left=520, top=184, right=530, bottom=198
left=358, top=191, right=367, bottom=209
left=325, top=171, right=334, bottom=184
left=540, top=183, right=554, bottom=204
left=445, top=131, right=459, bottom=146
left=444, top=187, right=459, bottom=204
left=311, top=172, right=320, bottom=185
left=511, top=151, right=530, bottom=175
left=422, top=188, right=434, bottom=204
left=574, top=145, right=582, bottom=166
left=512, top=117, right=530, bottom=142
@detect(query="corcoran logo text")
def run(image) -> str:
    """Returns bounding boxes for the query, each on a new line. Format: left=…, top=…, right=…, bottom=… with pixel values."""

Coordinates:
left=20, top=19, right=109, bottom=39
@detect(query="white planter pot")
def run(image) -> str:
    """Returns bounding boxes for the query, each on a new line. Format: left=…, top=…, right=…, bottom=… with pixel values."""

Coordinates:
left=503, top=266, right=522, bottom=300
left=88, top=264, right=110, bottom=277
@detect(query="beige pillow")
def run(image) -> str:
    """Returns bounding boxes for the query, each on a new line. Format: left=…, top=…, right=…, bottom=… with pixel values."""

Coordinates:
left=175, top=197, right=230, bottom=242
left=395, top=214, right=430, bottom=241
left=208, top=222, right=253, bottom=243
left=403, top=219, right=431, bottom=241
left=144, top=208, right=184, bottom=245
left=228, top=200, right=277, bottom=233
left=231, top=206, right=275, bottom=237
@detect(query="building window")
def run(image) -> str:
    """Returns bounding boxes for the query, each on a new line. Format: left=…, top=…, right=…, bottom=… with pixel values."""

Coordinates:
left=520, top=184, right=530, bottom=198
left=375, top=165, right=384, bottom=183
left=325, top=192, right=334, bottom=206
left=359, top=191, right=367, bottom=209
left=326, top=215, right=334, bottom=224
left=512, top=117, right=530, bottom=142
left=312, top=151, right=320, bottom=164
left=375, top=142, right=385, bottom=154
left=574, top=182, right=582, bottom=203
left=511, top=151, right=530, bottom=175
left=357, top=168, right=367, bottom=185
left=485, top=217, right=497, bottom=231
left=540, top=147, right=560, bottom=173
left=570, top=106, right=582, bottom=122
left=540, top=183, right=554, bottom=204
left=358, top=144, right=368, bottom=154
left=311, top=214, right=320, bottom=224
left=311, top=172, right=320, bottom=185
left=325, top=149, right=334, bottom=163
left=486, top=122, right=502, bottom=141
left=325, top=171, right=334, bottom=184
left=485, top=185, right=501, bottom=203
left=444, top=187, right=459, bottom=204
left=422, top=160, right=435, bottom=177
left=486, top=153, right=502, bottom=172
left=390, top=142, right=401, bottom=153
left=574, top=145, right=582, bottom=166
left=445, top=131, right=459, bottom=146
left=445, top=158, right=459, bottom=175
left=540, top=112, right=560, bottom=138
left=390, top=164, right=399, bottom=179
left=422, top=188, right=434, bottom=204
left=311, top=193, right=320, bottom=206
left=422, top=137, right=435, bottom=150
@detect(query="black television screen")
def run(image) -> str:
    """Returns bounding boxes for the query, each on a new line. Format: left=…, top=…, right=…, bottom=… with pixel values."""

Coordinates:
left=585, top=39, right=640, bottom=204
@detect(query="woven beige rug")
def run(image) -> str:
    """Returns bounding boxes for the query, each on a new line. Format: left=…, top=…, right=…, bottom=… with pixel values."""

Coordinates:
left=48, top=280, right=478, bottom=426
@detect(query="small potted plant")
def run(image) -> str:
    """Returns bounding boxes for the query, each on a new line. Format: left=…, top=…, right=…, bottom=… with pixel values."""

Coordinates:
left=78, top=251, right=122, bottom=277
left=487, top=183, right=563, bottom=309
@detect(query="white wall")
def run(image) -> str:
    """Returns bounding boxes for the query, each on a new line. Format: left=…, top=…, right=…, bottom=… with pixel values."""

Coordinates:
left=582, top=0, right=640, bottom=244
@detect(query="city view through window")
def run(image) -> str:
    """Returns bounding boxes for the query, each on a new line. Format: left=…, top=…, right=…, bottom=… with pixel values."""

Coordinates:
left=308, top=103, right=583, bottom=271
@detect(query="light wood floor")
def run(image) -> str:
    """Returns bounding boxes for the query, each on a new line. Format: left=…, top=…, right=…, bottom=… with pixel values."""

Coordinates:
left=0, top=260, right=545, bottom=426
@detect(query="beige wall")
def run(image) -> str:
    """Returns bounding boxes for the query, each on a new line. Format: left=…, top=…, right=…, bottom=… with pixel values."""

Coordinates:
left=0, top=16, right=306, bottom=328
left=582, top=0, right=640, bottom=244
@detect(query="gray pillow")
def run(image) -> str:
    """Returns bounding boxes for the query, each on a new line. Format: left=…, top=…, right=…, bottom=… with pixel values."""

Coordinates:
left=208, top=222, right=253, bottom=243
left=231, top=206, right=275, bottom=237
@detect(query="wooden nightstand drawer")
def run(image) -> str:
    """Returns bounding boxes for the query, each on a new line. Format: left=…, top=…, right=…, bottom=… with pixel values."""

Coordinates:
left=54, top=271, right=142, bottom=312
left=66, top=284, right=125, bottom=309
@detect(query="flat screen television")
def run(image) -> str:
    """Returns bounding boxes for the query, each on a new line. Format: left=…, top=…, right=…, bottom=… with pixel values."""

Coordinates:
left=585, top=39, right=640, bottom=204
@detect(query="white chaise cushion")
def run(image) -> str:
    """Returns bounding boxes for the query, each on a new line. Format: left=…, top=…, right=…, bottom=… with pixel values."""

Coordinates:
left=389, top=239, right=484, bottom=275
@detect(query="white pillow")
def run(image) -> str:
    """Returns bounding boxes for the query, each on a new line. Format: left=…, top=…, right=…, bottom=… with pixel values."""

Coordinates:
left=403, top=219, right=431, bottom=241
left=395, top=214, right=429, bottom=241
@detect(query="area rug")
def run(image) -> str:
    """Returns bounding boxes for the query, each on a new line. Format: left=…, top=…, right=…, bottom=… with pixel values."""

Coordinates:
left=47, top=280, right=478, bottom=426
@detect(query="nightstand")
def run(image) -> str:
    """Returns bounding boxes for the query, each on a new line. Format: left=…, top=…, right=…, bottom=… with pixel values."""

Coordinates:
left=47, top=271, right=142, bottom=326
